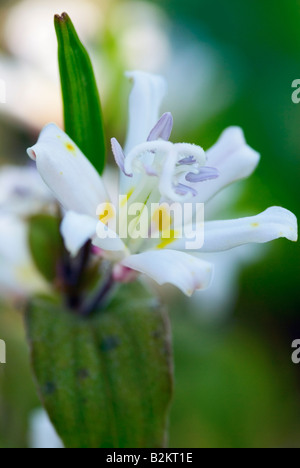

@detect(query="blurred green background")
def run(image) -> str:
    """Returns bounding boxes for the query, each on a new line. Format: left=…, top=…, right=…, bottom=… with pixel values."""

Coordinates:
left=1, top=0, right=300, bottom=448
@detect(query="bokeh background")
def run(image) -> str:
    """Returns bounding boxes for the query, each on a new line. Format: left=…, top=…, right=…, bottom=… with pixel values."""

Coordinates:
left=1, top=0, right=300, bottom=448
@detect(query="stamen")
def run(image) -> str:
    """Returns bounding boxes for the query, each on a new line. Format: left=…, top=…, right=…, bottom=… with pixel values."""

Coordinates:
left=147, top=112, right=174, bottom=142
left=186, top=166, right=219, bottom=183
left=174, top=143, right=206, bottom=167
left=111, top=138, right=133, bottom=177
left=174, top=183, right=198, bottom=197
left=178, top=156, right=197, bottom=165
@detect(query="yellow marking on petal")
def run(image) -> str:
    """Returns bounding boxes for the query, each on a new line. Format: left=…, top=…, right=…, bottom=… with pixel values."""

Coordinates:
left=65, top=142, right=76, bottom=154
left=120, top=188, right=135, bottom=207
left=59, top=172, right=63, bottom=176
left=156, top=230, right=180, bottom=249
left=98, top=202, right=115, bottom=225
left=251, top=223, right=259, bottom=228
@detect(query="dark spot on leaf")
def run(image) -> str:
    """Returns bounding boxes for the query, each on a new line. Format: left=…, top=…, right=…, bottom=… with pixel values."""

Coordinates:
left=77, top=369, right=90, bottom=380
left=100, top=336, right=121, bottom=352
left=43, top=382, right=56, bottom=395
left=152, top=329, right=162, bottom=340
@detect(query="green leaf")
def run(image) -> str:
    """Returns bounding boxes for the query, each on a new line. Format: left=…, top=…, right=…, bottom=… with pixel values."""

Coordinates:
left=26, top=283, right=173, bottom=448
left=54, top=12, right=106, bottom=174
left=28, top=214, right=63, bottom=282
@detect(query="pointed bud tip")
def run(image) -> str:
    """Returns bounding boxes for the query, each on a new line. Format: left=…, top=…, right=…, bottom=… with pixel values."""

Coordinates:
left=54, top=12, right=69, bottom=23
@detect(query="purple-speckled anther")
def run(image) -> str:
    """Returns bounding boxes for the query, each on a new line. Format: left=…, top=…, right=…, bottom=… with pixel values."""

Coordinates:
left=186, top=166, right=219, bottom=183
left=147, top=112, right=174, bottom=142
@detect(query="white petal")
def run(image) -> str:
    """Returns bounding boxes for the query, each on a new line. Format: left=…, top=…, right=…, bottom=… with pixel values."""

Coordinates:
left=61, top=211, right=127, bottom=257
left=170, top=207, right=298, bottom=252
left=124, top=71, right=167, bottom=153
left=60, top=211, right=98, bottom=257
left=200, top=207, right=298, bottom=252
left=195, top=127, right=260, bottom=203
left=93, top=222, right=127, bottom=253
left=121, top=249, right=214, bottom=296
left=27, top=123, right=108, bottom=217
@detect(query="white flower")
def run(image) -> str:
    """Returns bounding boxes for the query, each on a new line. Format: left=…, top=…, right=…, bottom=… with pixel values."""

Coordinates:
left=0, top=165, right=54, bottom=299
left=27, top=71, right=298, bottom=296
left=0, top=215, right=49, bottom=298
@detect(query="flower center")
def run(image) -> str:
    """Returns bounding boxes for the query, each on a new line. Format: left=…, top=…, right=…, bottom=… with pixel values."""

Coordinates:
left=124, top=140, right=218, bottom=202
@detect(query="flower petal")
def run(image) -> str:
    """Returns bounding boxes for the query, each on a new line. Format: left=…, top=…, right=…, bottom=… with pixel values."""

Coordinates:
left=203, top=207, right=298, bottom=251
left=93, top=222, right=127, bottom=253
left=124, top=71, right=167, bottom=153
left=169, top=207, right=297, bottom=252
left=171, top=207, right=297, bottom=253
left=121, top=249, right=214, bottom=296
left=61, top=211, right=127, bottom=257
left=60, top=211, right=98, bottom=257
left=27, top=123, right=108, bottom=217
left=195, top=127, right=260, bottom=203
